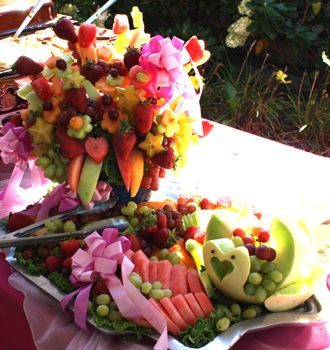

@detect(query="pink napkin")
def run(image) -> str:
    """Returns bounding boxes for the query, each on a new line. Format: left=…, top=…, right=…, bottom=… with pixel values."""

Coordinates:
left=6, top=271, right=330, bottom=350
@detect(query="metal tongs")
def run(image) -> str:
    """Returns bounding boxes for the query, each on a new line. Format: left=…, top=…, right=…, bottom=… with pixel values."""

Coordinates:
left=85, top=0, right=118, bottom=24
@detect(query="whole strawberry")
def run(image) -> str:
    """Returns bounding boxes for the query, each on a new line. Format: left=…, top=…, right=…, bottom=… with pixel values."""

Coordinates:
left=156, top=212, right=167, bottom=229
left=12, top=56, right=44, bottom=76
left=45, top=255, right=63, bottom=274
left=124, top=47, right=142, bottom=71
left=125, top=234, right=141, bottom=252
left=151, top=147, right=176, bottom=169
left=53, top=17, right=78, bottom=43
left=64, top=84, right=88, bottom=114
left=60, top=135, right=85, bottom=159
left=133, top=102, right=155, bottom=133
left=80, top=58, right=103, bottom=85
left=112, top=118, right=137, bottom=160
left=7, top=212, right=34, bottom=232
left=60, top=239, right=81, bottom=258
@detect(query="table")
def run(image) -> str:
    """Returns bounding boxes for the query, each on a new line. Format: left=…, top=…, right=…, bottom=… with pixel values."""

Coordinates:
left=1, top=121, right=330, bottom=350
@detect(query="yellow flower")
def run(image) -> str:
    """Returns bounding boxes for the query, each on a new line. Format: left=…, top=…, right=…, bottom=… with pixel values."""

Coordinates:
left=276, top=70, right=292, bottom=84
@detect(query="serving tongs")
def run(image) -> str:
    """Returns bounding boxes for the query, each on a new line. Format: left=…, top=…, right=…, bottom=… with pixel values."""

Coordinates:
left=0, top=197, right=129, bottom=248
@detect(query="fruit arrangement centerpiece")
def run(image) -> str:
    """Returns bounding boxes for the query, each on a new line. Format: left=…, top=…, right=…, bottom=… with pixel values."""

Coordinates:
left=0, top=6, right=213, bottom=218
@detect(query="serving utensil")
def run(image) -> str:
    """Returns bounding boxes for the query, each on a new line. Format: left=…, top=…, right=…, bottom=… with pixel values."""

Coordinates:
left=85, top=0, right=118, bottom=24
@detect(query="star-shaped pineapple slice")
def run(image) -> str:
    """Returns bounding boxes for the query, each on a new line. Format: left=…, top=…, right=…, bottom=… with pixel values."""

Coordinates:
left=28, top=117, right=55, bottom=144
left=138, top=132, right=164, bottom=158
left=61, top=70, right=85, bottom=90
left=116, top=85, right=141, bottom=117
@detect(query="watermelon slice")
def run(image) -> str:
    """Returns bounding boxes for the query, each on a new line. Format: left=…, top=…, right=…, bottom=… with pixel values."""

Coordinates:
left=187, top=268, right=204, bottom=293
left=157, top=259, right=172, bottom=290
left=113, top=14, right=129, bottom=34
left=171, top=294, right=196, bottom=327
left=160, top=297, right=187, bottom=331
left=114, top=146, right=131, bottom=191
left=170, top=264, right=189, bottom=296
left=184, top=293, right=206, bottom=319
left=67, top=153, right=86, bottom=193
left=194, top=292, right=214, bottom=318
left=184, top=36, right=204, bottom=63
left=124, top=249, right=134, bottom=262
left=148, top=298, right=182, bottom=336
left=133, top=249, right=150, bottom=282
left=125, top=316, right=153, bottom=329
left=149, top=260, right=158, bottom=283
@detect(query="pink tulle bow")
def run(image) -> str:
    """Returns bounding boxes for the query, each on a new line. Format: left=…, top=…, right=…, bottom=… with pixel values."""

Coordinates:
left=60, top=229, right=169, bottom=350
left=0, top=122, right=33, bottom=171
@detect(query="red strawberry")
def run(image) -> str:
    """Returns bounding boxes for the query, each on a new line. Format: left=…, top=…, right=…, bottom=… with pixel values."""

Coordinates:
left=31, top=77, right=53, bottom=102
left=124, top=47, right=142, bottom=71
left=12, top=56, right=44, bottom=76
left=80, top=58, right=103, bottom=85
left=200, top=197, right=217, bottom=210
left=7, top=212, right=35, bottom=232
left=112, top=14, right=129, bottom=35
left=156, top=212, right=167, bottom=229
left=199, top=120, right=214, bottom=138
left=184, top=36, right=204, bottom=62
left=151, top=228, right=171, bottom=248
left=78, top=23, right=97, bottom=48
left=112, top=118, right=137, bottom=160
left=151, top=147, right=176, bottom=169
left=60, top=135, right=86, bottom=159
left=125, top=234, right=141, bottom=252
left=60, top=239, right=81, bottom=258
left=62, top=256, right=73, bottom=269
left=133, top=102, right=155, bottom=133
left=64, top=85, right=87, bottom=114
left=183, top=226, right=205, bottom=244
left=45, top=255, right=63, bottom=274
left=137, top=223, right=158, bottom=239
left=95, top=278, right=109, bottom=295
left=53, top=17, right=78, bottom=43
left=10, top=113, right=23, bottom=127
left=85, top=136, right=109, bottom=164
left=216, top=196, right=232, bottom=209
left=193, top=228, right=206, bottom=244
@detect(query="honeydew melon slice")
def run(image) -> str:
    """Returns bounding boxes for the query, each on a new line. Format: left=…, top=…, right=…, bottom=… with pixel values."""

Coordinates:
left=204, top=210, right=238, bottom=241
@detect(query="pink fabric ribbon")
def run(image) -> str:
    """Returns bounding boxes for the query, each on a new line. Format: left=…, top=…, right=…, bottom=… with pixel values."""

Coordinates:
left=82, top=181, right=112, bottom=211
left=327, top=273, right=330, bottom=292
left=60, top=228, right=168, bottom=350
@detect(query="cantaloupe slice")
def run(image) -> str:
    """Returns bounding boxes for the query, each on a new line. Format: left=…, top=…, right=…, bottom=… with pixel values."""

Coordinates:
left=43, top=99, right=62, bottom=124
left=171, top=294, right=196, bottom=327
left=170, top=264, right=189, bottom=296
left=187, top=268, right=204, bottom=293
left=157, top=259, right=172, bottom=290
left=184, top=293, right=206, bottom=319
left=160, top=297, right=187, bottom=330
left=130, top=148, right=144, bottom=197
left=133, top=249, right=150, bottom=282
left=194, top=292, right=214, bottom=318
left=97, top=45, right=115, bottom=61
left=68, top=153, right=86, bottom=193
left=149, top=260, right=158, bottom=283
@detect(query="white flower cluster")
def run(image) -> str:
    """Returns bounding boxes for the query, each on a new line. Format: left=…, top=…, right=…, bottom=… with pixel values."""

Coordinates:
left=226, top=16, right=252, bottom=49
left=238, top=0, right=253, bottom=16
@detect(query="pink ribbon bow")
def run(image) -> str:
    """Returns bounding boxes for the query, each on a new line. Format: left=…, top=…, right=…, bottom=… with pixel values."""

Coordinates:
left=61, top=228, right=168, bottom=350
left=82, top=181, right=112, bottom=211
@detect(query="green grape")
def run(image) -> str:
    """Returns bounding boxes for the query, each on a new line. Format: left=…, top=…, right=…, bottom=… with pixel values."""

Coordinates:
left=242, top=308, right=257, bottom=320
left=216, top=317, right=230, bottom=331
left=130, top=272, right=142, bottom=282
left=141, top=282, right=152, bottom=294
left=96, top=305, right=109, bottom=316
left=128, top=275, right=142, bottom=289
left=261, top=261, right=276, bottom=274
left=262, top=279, right=276, bottom=291
left=130, top=217, right=140, bottom=227
left=268, top=270, right=283, bottom=283
left=96, top=294, right=111, bottom=306
left=255, top=285, right=268, bottom=303
left=231, top=303, right=241, bottom=316
left=63, top=220, right=76, bottom=232
left=149, top=256, right=159, bottom=262
left=232, top=236, right=244, bottom=247
left=163, top=289, right=172, bottom=298
left=48, top=150, right=60, bottom=162
left=148, top=289, right=164, bottom=300
left=60, top=155, right=70, bottom=165
left=168, top=251, right=178, bottom=262
left=121, top=206, right=135, bottom=216
left=36, top=157, right=52, bottom=168
left=35, top=148, right=47, bottom=158
left=43, top=164, right=56, bottom=178
left=127, top=201, right=137, bottom=210
left=247, top=305, right=263, bottom=316
left=152, top=281, right=162, bottom=290
left=108, top=301, right=118, bottom=311
left=45, top=220, right=57, bottom=232
left=55, top=164, right=65, bottom=179
left=169, top=255, right=181, bottom=265
left=144, top=208, right=154, bottom=216
left=138, top=205, right=149, bottom=214
left=250, top=255, right=261, bottom=272
left=248, top=272, right=262, bottom=285
left=52, top=218, right=64, bottom=229
left=158, top=248, right=169, bottom=261
left=107, top=310, right=122, bottom=322
left=244, top=282, right=257, bottom=295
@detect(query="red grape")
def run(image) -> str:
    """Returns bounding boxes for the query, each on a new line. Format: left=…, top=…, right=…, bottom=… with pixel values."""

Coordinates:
left=258, top=230, right=270, bottom=243
left=266, top=247, right=276, bottom=261
left=244, top=244, right=256, bottom=255
left=255, top=245, right=271, bottom=260
left=242, top=235, right=255, bottom=245
left=233, top=227, right=246, bottom=239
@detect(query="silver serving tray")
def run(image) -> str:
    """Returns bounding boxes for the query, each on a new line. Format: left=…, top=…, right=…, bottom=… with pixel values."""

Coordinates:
left=6, top=248, right=330, bottom=350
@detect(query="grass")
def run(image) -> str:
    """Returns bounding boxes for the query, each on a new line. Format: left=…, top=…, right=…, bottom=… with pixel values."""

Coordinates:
left=200, top=44, right=330, bottom=157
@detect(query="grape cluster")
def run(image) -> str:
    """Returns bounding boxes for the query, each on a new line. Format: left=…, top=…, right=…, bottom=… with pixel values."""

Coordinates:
left=141, top=156, right=166, bottom=192
left=35, top=145, right=69, bottom=183
left=92, top=293, right=122, bottom=321
left=44, top=217, right=76, bottom=234
left=154, top=248, right=181, bottom=265
left=128, top=272, right=172, bottom=300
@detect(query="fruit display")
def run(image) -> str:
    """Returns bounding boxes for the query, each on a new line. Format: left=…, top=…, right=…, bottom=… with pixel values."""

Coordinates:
left=9, top=194, right=327, bottom=350
left=0, top=6, right=213, bottom=215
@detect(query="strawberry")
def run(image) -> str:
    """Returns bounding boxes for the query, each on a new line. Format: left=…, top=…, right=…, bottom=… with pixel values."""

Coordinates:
left=78, top=23, right=97, bottom=48
left=60, top=135, right=86, bottom=159
left=64, top=84, right=87, bottom=114
left=45, top=255, right=63, bottom=274
left=199, top=120, right=214, bottom=138
left=151, top=228, right=177, bottom=248
left=133, top=102, right=155, bottom=133
left=125, top=234, right=141, bottom=252
left=156, top=212, right=167, bottom=229
left=7, top=212, right=35, bottom=232
left=183, top=225, right=205, bottom=244
left=60, top=239, right=81, bottom=258
left=80, top=58, right=103, bottom=85
left=124, top=47, right=142, bottom=71
left=62, top=256, right=73, bottom=269
left=53, top=17, right=78, bottom=43
left=184, top=36, right=204, bottom=63
left=193, top=229, right=206, bottom=244
left=95, top=278, right=109, bottom=295
left=216, top=195, right=232, bottom=209
left=10, top=112, right=23, bottom=127
left=151, top=147, right=176, bottom=169
left=112, top=118, right=137, bottom=160
left=200, top=197, right=217, bottom=210
left=12, top=56, right=44, bottom=76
